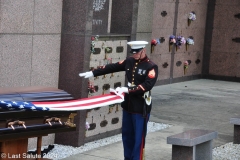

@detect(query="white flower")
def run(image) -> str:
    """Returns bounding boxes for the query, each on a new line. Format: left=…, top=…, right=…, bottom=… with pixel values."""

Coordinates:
left=187, top=38, right=194, bottom=45
left=86, top=122, right=90, bottom=130
left=188, top=12, right=196, bottom=21
left=192, top=14, right=196, bottom=20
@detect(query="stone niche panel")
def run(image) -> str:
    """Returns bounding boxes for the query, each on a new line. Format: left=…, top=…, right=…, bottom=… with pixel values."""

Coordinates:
left=214, top=4, right=240, bottom=30
left=173, top=51, right=202, bottom=78
left=187, top=51, right=202, bottom=75
left=0, top=0, right=34, bottom=33
left=136, top=33, right=152, bottom=57
left=31, top=35, right=61, bottom=87
left=151, top=28, right=177, bottom=54
left=152, top=2, right=175, bottom=30
left=173, top=53, right=186, bottom=78
left=211, top=29, right=240, bottom=53
left=137, top=0, right=154, bottom=33
left=0, top=35, right=32, bottom=87
left=177, top=3, right=208, bottom=29
left=151, top=54, right=171, bottom=80
left=209, top=51, right=239, bottom=77
left=34, top=0, right=63, bottom=33
left=175, top=28, right=205, bottom=53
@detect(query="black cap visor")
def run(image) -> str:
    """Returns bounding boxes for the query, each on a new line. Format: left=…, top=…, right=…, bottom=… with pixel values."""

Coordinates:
left=130, top=48, right=143, bottom=54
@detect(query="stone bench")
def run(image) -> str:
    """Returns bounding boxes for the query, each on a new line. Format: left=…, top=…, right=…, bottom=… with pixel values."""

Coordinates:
left=167, top=129, right=218, bottom=160
left=230, top=117, right=240, bottom=144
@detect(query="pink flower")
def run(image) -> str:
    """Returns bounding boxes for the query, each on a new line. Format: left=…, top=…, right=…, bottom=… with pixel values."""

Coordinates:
left=170, top=39, right=176, bottom=43
left=86, top=122, right=90, bottom=130
left=184, top=61, right=189, bottom=69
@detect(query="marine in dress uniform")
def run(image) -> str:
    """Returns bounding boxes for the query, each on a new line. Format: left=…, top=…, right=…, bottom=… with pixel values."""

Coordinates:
left=79, top=41, right=158, bottom=160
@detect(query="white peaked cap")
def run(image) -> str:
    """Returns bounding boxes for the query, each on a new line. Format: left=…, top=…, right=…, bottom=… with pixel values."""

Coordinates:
left=127, top=41, right=149, bottom=49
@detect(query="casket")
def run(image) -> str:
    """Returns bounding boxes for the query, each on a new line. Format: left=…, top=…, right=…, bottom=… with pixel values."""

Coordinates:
left=0, top=86, right=77, bottom=159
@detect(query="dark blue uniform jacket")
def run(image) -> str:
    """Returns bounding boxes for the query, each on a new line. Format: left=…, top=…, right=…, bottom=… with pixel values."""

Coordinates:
left=93, top=56, right=158, bottom=115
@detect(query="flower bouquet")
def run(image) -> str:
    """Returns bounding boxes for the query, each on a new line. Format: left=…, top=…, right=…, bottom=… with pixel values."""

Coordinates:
left=90, top=35, right=99, bottom=53
left=184, top=61, right=189, bottom=75
left=88, top=81, right=96, bottom=94
left=169, top=35, right=176, bottom=52
left=188, top=12, right=196, bottom=26
left=186, top=37, right=194, bottom=51
left=90, top=35, right=99, bottom=60
left=175, top=36, right=186, bottom=51
left=86, top=122, right=90, bottom=130
left=151, top=39, right=160, bottom=53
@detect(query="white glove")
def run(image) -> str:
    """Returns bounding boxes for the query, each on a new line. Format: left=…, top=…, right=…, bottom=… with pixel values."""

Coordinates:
left=116, top=87, right=128, bottom=94
left=79, top=71, right=93, bottom=78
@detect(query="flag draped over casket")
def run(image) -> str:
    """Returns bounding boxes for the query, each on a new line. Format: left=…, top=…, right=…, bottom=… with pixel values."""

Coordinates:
left=0, top=89, right=124, bottom=111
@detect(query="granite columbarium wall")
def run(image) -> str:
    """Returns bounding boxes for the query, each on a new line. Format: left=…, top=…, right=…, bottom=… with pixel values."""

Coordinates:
left=206, top=0, right=240, bottom=81
left=151, top=0, right=208, bottom=85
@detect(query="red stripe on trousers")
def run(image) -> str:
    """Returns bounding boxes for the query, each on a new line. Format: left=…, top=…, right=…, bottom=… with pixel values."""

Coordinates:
left=140, top=135, right=144, bottom=160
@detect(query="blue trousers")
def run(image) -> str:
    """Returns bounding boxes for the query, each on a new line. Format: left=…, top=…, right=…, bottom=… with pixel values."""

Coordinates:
left=122, top=110, right=149, bottom=160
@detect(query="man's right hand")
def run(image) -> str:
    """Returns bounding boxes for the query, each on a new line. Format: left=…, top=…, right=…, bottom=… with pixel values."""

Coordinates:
left=79, top=71, right=93, bottom=78
left=116, top=87, right=129, bottom=94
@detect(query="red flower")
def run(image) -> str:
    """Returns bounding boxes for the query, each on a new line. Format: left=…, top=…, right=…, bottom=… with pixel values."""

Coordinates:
left=151, top=39, right=158, bottom=46
left=88, top=81, right=96, bottom=93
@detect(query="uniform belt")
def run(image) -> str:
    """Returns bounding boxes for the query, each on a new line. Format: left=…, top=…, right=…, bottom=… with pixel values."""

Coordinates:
left=128, top=82, right=151, bottom=103
left=127, top=82, right=135, bottom=87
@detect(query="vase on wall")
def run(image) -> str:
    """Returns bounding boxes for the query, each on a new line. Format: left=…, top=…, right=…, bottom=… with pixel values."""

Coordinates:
left=169, top=43, right=173, bottom=52
left=184, top=67, right=187, bottom=75
left=151, top=45, right=155, bottom=53
left=188, top=19, right=191, bottom=26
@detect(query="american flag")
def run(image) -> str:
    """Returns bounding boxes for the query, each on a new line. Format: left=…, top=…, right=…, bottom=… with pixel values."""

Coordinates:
left=0, top=89, right=124, bottom=111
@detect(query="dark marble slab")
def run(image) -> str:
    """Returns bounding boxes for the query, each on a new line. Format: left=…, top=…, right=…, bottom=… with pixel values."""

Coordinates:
left=111, top=0, right=135, bottom=34
left=230, top=117, right=240, bottom=144
left=92, top=0, right=109, bottom=34
left=167, top=129, right=218, bottom=146
left=233, top=125, right=240, bottom=144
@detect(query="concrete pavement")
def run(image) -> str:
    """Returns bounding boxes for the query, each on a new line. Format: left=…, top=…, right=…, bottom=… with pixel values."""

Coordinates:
left=63, top=79, right=240, bottom=160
